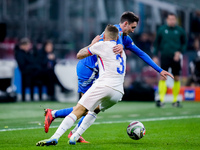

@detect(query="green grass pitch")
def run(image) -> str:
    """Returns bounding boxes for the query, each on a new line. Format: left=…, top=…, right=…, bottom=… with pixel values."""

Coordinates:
left=0, top=101, right=200, bottom=150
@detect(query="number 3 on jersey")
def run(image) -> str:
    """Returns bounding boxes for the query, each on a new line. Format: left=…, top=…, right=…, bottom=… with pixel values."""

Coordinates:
left=116, top=54, right=124, bottom=74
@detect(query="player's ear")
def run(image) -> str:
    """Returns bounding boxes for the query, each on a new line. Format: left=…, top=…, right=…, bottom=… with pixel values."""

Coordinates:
left=117, top=35, right=119, bottom=40
left=124, top=21, right=128, bottom=26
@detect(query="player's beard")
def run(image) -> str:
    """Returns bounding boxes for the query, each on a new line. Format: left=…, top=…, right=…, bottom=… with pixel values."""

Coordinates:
left=123, top=32, right=128, bottom=36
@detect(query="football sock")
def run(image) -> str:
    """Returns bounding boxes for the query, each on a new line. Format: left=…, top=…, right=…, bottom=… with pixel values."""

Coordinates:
left=51, top=113, right=77, bottom=139
left=71, top=124, right=79, bottom=134
left=172, top=81, right=180, bottom=103
left=70, top=111, right=97, bottom=141
left=71, top=116, right=85, bottom=133
left=158, top=80, right=167, bottom=102
left=53, top=107, right=73, bottom=118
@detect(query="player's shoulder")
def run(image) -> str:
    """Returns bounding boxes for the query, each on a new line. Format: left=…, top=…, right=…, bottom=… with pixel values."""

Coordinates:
left=124, top=35, right=134, bottom=44
left=90, top=41, right=104, bottom=49
left=93, top=41, right=104, bottom=46
left=126, top=35, right=132, bottom=40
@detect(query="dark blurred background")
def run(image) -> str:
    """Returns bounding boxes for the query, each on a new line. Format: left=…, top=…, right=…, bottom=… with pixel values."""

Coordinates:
left=0, top=0, right=200, bottom=102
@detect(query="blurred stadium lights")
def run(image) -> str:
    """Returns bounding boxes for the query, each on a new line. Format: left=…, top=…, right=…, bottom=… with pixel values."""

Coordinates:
left=0, top=0, right=199, bottom=54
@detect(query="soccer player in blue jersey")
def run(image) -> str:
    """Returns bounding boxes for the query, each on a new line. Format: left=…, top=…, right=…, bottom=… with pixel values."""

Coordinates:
left=40, top=11, right=172, bottom=146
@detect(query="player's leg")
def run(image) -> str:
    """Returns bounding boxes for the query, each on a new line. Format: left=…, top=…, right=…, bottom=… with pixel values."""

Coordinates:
left=171, top=59, right=182, bottom=107
left=66, top=77, right=91, bottom=143
left=69, top=115, right=84, bottom=135
left=157, top=78, right=167, bottom=105
left=36, top=79, right=96, bottom=146
left=68, top=62, right=98, bottom=142
left=44, top=92, right=85, bottom=133
left=68, top=115, right=89, bottom=143
left=44, top=104, right=88, bottom=142
left=36, top=103, right=87, bottom=146
left=44, top=65, right=94, bottom=134
left=44, top=107, right=74, bottom=133
left=69, top=87, right=123, bottom=145
left=51, top=103, right=87, bottom=139
left=69, top=107, right=100, bottom=144
left=172, top=76, right=181, bottom=104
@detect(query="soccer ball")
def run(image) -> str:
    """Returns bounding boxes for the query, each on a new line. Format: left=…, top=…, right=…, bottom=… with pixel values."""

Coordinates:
left=127, top=121, right=146, bottom=140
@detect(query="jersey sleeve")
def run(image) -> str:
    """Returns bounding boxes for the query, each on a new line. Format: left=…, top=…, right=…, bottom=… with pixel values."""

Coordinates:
left=124, top=35, right=163, bottom=73
left=88, top=42, right=102, bottom=56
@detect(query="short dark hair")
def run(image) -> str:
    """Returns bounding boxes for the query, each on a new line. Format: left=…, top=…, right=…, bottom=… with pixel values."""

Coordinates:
left=120, top=11, right=139, bottom=24
left=105, top=24, right=119, bottom=40
left=167, top=12, right=176, bottom=17
left=19, top=37, right=30, bottom=46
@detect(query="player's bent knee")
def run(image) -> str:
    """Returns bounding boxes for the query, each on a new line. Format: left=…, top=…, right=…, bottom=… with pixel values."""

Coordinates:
left=94, top=106, right=101, bottom=114
left=73, top=103, right=88, bottom=119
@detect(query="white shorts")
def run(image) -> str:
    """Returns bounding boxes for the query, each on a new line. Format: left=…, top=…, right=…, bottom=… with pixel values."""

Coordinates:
left=78, top=84, right=123, bottom=112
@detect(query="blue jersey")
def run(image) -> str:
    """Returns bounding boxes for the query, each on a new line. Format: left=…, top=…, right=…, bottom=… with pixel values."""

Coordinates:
left=76, top=55, right=99, bottom=93
left=114, top=24, right=162, bottom=73
left=76, top=24, right=162, bottom=93
left=79, top=55, right=98, bottom=70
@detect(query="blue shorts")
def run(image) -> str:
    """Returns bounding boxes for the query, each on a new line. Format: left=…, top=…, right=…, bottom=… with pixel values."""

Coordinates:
left=76, top=61, right=98, bottom=94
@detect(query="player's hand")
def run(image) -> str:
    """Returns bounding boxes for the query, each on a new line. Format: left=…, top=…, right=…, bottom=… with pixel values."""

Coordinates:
left=160, top=70, right=174, bottom=80
left=113, top=44, right=123, bottom=54
left=90, top=35, right=102, bottom=46
left=174, top=51, right=181, bottom=61
left=113, top=44, right=123, bottom=57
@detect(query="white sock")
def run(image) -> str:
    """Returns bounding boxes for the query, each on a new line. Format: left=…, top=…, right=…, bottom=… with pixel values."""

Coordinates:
left=51, top=113, right=77, bottom=139
left=51, top=110, right=57, bottom=118
left=71, top=124, right=79, bottom=134
left=71, top=111, right=97, bottom=141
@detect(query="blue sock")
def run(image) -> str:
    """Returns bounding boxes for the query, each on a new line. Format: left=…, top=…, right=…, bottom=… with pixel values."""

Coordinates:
left=54, top=107, right=73, bottom=118
left=78, top=116, right=85, bottom=127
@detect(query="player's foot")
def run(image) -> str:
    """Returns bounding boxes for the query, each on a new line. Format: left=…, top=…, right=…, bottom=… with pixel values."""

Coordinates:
left=67, top=131, right=73, bottom=139
left=77, top=136, right=89, bottom=143
left=68, top=131, right=89, bottom=143
left=36, top=138, right=58, bottom=146
left=172, top=101, right=182, bottom=108
left=68, top=136, right=76, bottom=145
left=156, top=100, right=164, bottom=108
left=44, top=109, right=54, bottom=133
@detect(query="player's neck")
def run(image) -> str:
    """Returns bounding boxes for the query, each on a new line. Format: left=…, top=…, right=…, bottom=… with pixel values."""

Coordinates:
left=104, top=38, right=116, bottom=42
left=119, top=23, right=124, bottom=31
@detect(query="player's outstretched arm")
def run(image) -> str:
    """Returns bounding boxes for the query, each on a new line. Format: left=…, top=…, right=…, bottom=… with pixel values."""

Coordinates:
left=160, top=70, right=174, bottom=80
left=77, top=35, right=102, bottom=59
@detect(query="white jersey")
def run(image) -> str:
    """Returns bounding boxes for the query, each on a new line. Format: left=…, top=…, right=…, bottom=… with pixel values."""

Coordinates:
left=88, top=41, right=126, bottom=94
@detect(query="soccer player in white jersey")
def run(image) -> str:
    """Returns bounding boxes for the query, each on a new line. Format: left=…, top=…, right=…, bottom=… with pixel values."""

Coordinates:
left=36, top=25, right=125, bottom=146
left=36, top=25, right=174, bottom=146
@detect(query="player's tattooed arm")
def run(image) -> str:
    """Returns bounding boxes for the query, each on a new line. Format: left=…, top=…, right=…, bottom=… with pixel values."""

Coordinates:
left=77, top=35, right=102, bottom=59
left=77, top=46, right=90, bottom=59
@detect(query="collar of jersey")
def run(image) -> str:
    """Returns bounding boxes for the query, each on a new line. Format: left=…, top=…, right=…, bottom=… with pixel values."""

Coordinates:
left=114, top=24, right=122, bottom=32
